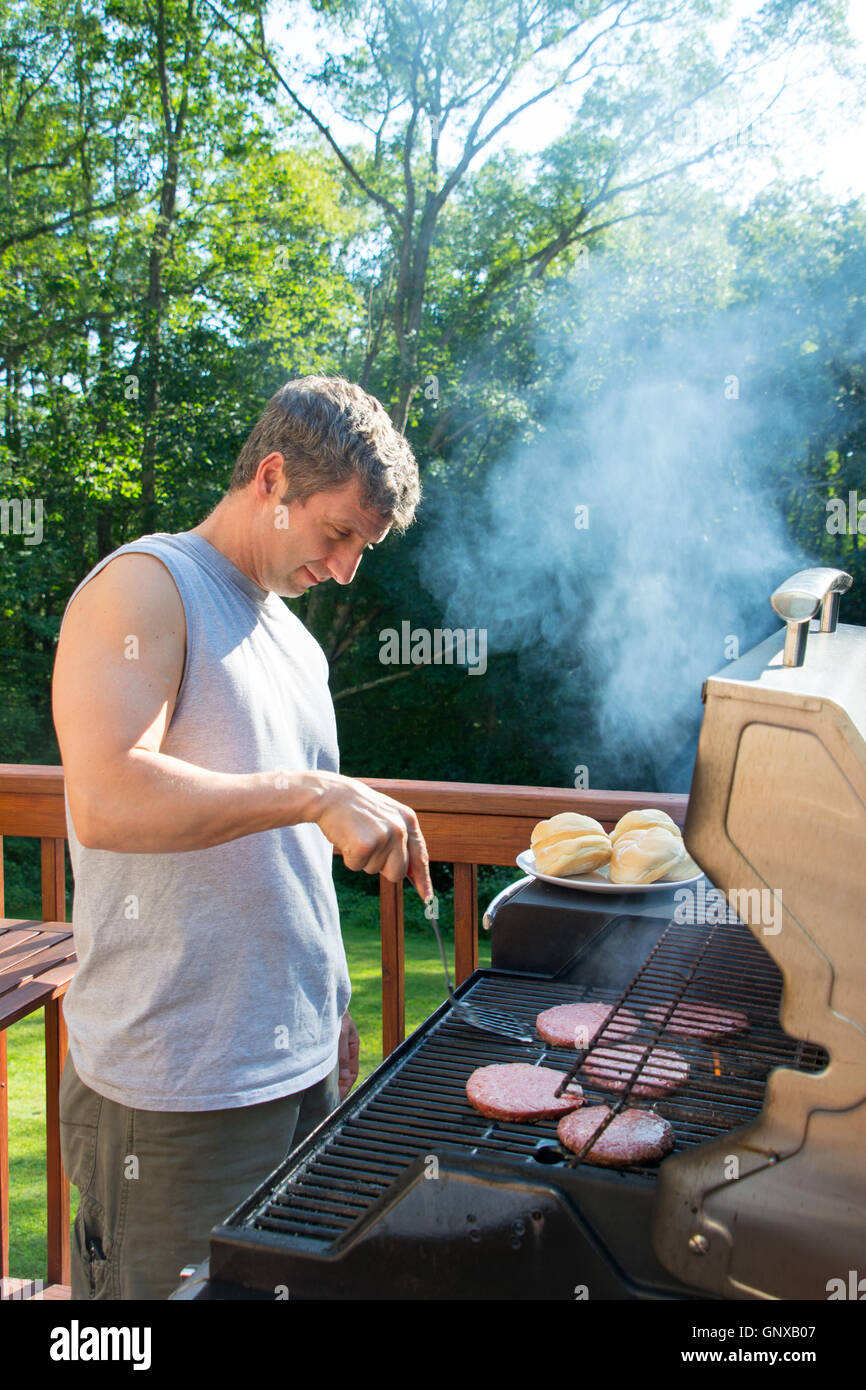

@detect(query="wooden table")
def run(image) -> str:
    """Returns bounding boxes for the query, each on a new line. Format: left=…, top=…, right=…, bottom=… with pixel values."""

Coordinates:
left=0, top=920, right=77, bottom=1289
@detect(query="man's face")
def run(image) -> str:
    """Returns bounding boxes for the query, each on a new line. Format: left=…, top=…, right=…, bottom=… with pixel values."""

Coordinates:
left=259, top=463, right=392, bottom=598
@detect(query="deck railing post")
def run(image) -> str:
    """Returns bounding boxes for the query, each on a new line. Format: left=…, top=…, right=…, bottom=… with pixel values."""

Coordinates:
left=379, top=876, right=405, bottom=1058
left=0, top=1030, right=8, bottom=1283
left=44, top=997, right=69, bottom=1286
left=453, top=863, right=479, bottom=985
left=39, top=835, right=70, bottom=1287
left=0, top=834, right=6, bottom=1281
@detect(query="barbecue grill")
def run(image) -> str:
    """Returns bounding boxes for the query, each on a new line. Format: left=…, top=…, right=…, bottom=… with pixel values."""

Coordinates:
left=173, top=566, right=864, bottom=1301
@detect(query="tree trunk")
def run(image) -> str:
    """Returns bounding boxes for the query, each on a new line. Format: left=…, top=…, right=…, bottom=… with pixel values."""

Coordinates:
left=139, top=0, right=192, bottom=534
left=95, top=504, right=114, bottom=560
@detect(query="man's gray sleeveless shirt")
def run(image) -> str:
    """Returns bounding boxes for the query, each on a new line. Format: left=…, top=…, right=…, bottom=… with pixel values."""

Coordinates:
left=60, top=532, right=351, bottom=1111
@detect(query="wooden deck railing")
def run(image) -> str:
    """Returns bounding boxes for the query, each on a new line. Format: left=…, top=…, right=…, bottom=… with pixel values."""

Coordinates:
left=0, top=763, right=687, bottom=1289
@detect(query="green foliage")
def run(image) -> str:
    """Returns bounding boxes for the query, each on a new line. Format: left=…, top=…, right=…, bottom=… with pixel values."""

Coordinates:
left=1, top=0, right=863, bottom=777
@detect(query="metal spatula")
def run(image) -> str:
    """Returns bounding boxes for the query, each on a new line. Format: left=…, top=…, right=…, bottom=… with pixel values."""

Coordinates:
left=425, top=895, right=534, bottom=1044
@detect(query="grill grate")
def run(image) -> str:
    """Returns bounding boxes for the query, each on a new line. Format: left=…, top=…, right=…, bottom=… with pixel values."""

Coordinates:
left=241, top=911, right=827, bottom=1248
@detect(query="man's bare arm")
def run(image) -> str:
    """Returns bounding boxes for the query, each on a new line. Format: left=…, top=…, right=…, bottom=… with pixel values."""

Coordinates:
left=52, top=553, right=432, bottom=898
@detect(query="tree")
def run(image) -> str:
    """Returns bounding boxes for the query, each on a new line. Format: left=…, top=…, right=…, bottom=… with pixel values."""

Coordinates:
left=0, top=0, right=360, bottom=760
left=205, top=0, right=852, bottom=429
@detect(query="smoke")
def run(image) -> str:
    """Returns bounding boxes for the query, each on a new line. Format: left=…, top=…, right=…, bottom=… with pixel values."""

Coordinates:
left=417, top=225, right=818, bottom=792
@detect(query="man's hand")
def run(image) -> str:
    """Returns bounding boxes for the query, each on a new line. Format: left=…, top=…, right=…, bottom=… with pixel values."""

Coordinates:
left=312, top=774, right=433, bottom=902
left=338, top=1011, right=360, bottom=1100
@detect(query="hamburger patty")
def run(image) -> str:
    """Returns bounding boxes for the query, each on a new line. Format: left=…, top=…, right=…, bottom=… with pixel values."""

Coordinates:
left=645, top=998, right=748, bottom=1040
left=557, top=1105, right=675, bottom=1167
left=582, top=1043, right=689, bottom=1097
left=465, top=1063, right=584, bottom=1121
left=536, top=1001, right=641, bottom=1049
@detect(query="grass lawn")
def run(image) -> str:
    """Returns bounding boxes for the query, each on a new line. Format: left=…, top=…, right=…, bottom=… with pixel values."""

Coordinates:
left=4, top=868, right=515, bottom=1283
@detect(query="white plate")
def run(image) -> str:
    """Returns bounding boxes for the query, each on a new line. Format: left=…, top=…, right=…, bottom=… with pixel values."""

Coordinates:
left=515, top=849, right=703, bottom=894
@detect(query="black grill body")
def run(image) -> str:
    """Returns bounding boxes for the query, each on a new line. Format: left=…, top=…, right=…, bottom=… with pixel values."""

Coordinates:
left=195, top=881, right=826, bottom=1301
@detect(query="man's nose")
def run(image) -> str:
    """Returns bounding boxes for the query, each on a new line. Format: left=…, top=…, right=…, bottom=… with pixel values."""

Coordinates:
left=326, top=545, right=365, bottom=585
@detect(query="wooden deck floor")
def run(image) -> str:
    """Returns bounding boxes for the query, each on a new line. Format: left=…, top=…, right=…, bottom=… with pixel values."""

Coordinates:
left=1, top=1276, right=70, bottom=1300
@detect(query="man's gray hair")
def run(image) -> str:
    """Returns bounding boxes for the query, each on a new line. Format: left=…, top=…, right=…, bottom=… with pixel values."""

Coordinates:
left=229, top=375, right=421, bottom=533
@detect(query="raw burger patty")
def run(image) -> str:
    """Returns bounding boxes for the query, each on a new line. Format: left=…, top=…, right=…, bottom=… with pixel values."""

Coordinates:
left=465, top=1064, right=584, bottom=1121
left=645, top=998, right=748, bottom=1039
left=557, top=1105, right=674, bottom=1167
left=582, top=1044, right=689, bottom=1098
left=536, top=1001, right=641, bottom=1048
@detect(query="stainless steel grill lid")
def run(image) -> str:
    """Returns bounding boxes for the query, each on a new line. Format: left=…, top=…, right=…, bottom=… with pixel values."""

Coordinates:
left=653, top=567, right=866, bottom=1300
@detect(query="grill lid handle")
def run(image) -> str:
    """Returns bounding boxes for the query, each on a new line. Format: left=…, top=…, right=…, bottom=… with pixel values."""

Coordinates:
left=771, top=567, right=853, bottom=666
left=482, top=875, right=533, bottom=931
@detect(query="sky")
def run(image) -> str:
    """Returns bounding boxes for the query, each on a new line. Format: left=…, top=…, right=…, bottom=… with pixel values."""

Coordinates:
left=264, top=0, right=866, bottom=207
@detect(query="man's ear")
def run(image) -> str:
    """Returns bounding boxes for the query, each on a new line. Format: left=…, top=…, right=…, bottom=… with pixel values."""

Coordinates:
left=255, top=451, right=287, bottom=498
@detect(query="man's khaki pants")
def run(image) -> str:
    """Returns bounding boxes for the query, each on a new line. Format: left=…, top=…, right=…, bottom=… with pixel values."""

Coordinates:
left=59, top=1050, right=340, bottom=1300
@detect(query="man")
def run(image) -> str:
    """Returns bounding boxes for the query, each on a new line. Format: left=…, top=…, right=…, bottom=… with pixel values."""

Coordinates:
left=51, top=374, right=433, bottom=1300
